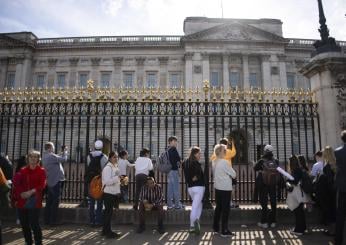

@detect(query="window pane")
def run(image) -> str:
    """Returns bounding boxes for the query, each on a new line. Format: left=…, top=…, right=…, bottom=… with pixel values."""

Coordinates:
left=100, top=73, right=111, bottom=88
left=287, top=74, right=295, bottom=89
left=211, top=72, right=219, bottom=87
left=57, top=74, right=66, bottom=88
left=249, top=73, right=258, bottom=88
left=170, top=73, right=180, bottom=88
left=6, top=73, right=15, bottom=88
left=230, top=72, right=240, bottom=88
left=123, top=73, right=133, bottom=88
left=79, top=73, right=88, bottom=87
left=37, top=74, right=45, bottom=88
left=147, top=73, right=157, bottom=88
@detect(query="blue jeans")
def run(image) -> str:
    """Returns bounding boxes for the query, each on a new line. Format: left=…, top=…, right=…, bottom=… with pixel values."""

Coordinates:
left=121, top=185, right=129, bottom=203
left=167, top=170, right=182, bottom=208
left=88, top=196, right=103, bottom=225
left=44, top=181, right=62, bottom=224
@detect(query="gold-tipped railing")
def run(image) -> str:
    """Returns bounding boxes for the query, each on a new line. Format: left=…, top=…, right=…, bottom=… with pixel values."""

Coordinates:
left=0, top=80, right=315, bottom=103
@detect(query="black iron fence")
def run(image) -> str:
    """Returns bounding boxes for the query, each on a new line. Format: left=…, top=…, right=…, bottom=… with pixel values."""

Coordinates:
left=0, top=98, right=321, bottom=203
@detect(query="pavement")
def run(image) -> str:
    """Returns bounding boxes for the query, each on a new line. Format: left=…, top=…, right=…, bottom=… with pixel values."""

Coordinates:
left=2, top=223, right=336, bottom=245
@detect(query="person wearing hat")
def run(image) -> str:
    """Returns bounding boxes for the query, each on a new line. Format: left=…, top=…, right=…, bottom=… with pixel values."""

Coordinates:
left=254, top=144, right=280, bottom=229
left=86, top=140, right=108, bottom=227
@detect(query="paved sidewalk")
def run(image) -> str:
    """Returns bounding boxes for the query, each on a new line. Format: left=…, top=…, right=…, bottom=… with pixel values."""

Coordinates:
left=2, top=223, right=335, bottom=245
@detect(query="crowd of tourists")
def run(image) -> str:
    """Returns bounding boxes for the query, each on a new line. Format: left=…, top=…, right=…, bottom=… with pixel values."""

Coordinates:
left=0, top=131, right=346, bottom=245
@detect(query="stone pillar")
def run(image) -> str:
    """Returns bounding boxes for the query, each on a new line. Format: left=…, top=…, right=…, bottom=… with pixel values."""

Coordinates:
left=135, top=57, right=145, bottom=88
left=158, top=57, right=169, bottom=88
left=201, top=53, right=210, bottom=82
left=113, top=57, right=123, bottom=87
left=261, top=54, right=271, bottom=89
left=69, top=57, right=79, bottom=87
left=300, top=52, right=346, bottom=148
left=14, top=55, right=24, bottom=88
left=91, top=57, right=101, bottom=86
left=0, top=57, right=8, bottom=89
left=21, top=54, right=33, bottom=88
left=47, top=58, right=57, bottom=87
left=184, top=52, right=193, bottom=89
left=242, top=55, right=249, bottom=89
left=278, top=54, right=288, bottom=89
left=223, top=54, right=230, bottom=90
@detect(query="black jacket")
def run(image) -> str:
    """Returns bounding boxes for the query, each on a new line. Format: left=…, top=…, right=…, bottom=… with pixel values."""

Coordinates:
left=254, top=152, right=279, bottom=172
left=335, top=144, right=346, bottom=192
left=168, top=147, right=181, bottom=171
left=183, top=159, right=205, bottom=188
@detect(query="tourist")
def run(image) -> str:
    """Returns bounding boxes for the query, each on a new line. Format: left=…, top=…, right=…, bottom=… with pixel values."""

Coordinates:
left=12, top=150, right=46, bottom=245
left=167, top=136, right=184, bottom=210
left=335, top=130, right=346, bottom=245
left=183, top=146, right=205, bottom=235
left=85, top=140, right=108, bottom=226
left=13, top=156, right=27, bottom=225
left=101, top=151, right=121, bottom=239
left=42, top=142, right=68, bottom=225
left=133, top=148, right=153, bottom=210
left=118, top=150, right=135, bottom=203
left=254, top=145, right=280, bottom=229
left=311, top=151, right=324, bottom=178
left=136, top=177, right=164, bottom=234
left=0, top=153, right=13, bottom=181
left=212, top=144, right=236, bottom=237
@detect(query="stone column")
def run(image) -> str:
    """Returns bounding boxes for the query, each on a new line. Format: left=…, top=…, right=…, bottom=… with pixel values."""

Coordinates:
left=0, top=57, right=8, bottom=88
left=300, top=52, right=346, bottom=148
left=113, top=57, right=123, bottom=87
left=278, top=54, right=288, bottom=89
left=261, top=54, right=271, bottom=89
left=223, top=54, right=230, bottom=90
left=135, top=57, right=145, bottom=88
left=21, top=54, right=33, bottom=88
left=14, top=55, right=24, bottom=88
left=158, top=57, right=169, bottom=88
left=69, top=57, right=79, bottom=87
left=184, top=52, right=193, bottom=89
left=242, top=54, right=249, bottom=89
left=47, top=58, right=57, bottom=87
left=201, top=52, right=210, bottom=82
left=91, top=57, right=101, bottom=86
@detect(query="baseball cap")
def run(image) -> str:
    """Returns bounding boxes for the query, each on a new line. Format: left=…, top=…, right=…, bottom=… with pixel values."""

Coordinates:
left=94, top=140, right=103, bottom=150
left=264, top=144, right=274, bottom=152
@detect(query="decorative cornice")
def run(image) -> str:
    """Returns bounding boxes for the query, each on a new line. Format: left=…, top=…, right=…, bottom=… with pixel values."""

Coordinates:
left=91, top=57, right=101, bottom=66
left=69, top=57, right=79, bottom=66
left=47, top=58, right=58, bottom=67
left=15, top=55, right=25, bottom=64
left=158, top=56, right=169, bottom=65
left=0, top=57, right=8, bottom=65
left=113, top=57, right=123, bottom=66
left=277, top=54, right=286, bottom=62
left=201, top=52, right=209, bottom=60
left=184, top=52, right=194, bottom=61
left=261, top=54, right=271, bottom=62
left=135, top=57, right=145, bottom=66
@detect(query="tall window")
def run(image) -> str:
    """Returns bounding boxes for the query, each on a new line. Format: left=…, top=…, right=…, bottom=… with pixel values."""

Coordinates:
left=249, top=73, right=258, bottom=88
left=210, top=71, right=219, bottom=87
left=57, top=73, right=66, bottom=88
left=147, top=72, right=157, bottom=88
left=6, top=72, right=15, bottom=88
left=79, top=73, right=89, bottom=87
left=230, top=71, right=240, bottom=88
left=123, top=72, right=134, bottom=88
left=170, top=73, right=180, bottom=88
left=36, top=74, right=45, bottom=88
left=287, top=73, right=295, bottom=89
left=100, top=72, right=111, bottom=88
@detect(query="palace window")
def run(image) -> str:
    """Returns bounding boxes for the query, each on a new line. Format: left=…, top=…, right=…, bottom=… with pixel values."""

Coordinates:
left=100, top=72, right=111, bottom=88
left=123, top=72, right=134, bottom=88
left=57, top=73, right=66, bottom=88
left=170, top=73, right=180, bottom=88
left=287, top=73, right=295, bottom=89
left=249, top=73, right=258, bottom=88
left=210, top=71, right=220, bottom=87
left=6, top=72, right=15, bottom=88
left=36, top=74, right=45, bottom=88
left=79, top=73, right=89, bottom=87
left=230, top=71, right=240, bottom=88
left=147, top=72, right=157, bottom=88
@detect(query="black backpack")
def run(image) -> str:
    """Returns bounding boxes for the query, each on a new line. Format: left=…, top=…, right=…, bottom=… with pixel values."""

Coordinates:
left=85, top=154, right=103, bottom=183
left=300, top=170, right=313, bottom=194
left=262, top=159, right=280, bottom=186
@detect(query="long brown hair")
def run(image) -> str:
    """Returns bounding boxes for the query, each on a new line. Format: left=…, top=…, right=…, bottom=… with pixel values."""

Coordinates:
left=289, top=155, right=300, bottom=173
left=188, top=146, right=201, bottom=163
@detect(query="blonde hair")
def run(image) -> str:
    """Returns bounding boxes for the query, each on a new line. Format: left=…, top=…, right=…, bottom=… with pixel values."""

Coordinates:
left=323, top=146, right=336, bottom=171
left=27, top=149, right=41, bottom=163
left=214, top=144, right=226, bottom=158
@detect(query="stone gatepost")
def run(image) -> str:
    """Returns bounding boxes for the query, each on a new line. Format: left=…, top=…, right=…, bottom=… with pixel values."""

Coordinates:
left=300, top=52, right=346, bottom=148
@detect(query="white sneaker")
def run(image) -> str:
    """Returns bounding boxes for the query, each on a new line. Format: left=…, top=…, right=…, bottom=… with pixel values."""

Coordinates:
left=270, top=223, right=276, bottom=228
left=257, top=222, right=268, bottom=229
left=290, top=230, right=303, bottom=236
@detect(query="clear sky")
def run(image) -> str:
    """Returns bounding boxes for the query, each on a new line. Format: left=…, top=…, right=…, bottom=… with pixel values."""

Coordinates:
left=0, top=0, right=345, bottom=40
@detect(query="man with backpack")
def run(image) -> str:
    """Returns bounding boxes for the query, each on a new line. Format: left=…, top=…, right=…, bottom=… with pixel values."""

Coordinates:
left=254, top=145, right=280, bottom=229
left=85, top=140, right=108, bottom=227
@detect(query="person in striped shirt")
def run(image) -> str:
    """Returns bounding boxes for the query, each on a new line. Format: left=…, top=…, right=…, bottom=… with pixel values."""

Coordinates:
left=137, top=177, right=165, bottom=234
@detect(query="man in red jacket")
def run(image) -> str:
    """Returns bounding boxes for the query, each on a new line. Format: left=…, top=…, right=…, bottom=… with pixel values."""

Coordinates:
left=12, top=150, right=46, bottom=245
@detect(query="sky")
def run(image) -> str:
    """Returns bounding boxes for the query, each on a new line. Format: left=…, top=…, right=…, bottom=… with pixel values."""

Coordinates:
left=0, top=0, right=345, bottom=40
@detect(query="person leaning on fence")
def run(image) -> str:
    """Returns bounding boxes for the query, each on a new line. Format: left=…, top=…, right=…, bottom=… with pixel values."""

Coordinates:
left=42, top=142, right=68, bottom=226
left=101, top=151, right=122, bottom=239
left=118, top=150, right=135, bottom=203
left=254, top=144, right=280, bottom=229
left=85, top=140, right=108, bottom=227
left=12, top=150, right=46, bottom=245
left=136, top=176, right=165, bottom=234
left=183, top=146, right=205, bottom=235
left=335, top=130, right=346, bottom=245
left=133, top=148, right=153, bottom=210
left=285, top=155, right=307, bottom=236
left=212, top=144, right=236, bottom=237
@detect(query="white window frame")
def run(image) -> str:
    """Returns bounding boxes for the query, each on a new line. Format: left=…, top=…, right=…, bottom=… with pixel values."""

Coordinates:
left=147, top=72, right=157, bottom=88
left=123, top=72, right=134, bottom=88
left=36, top=73, right=46, bottom=88
left=100, top=72, right=111, bottom=88
left=79, top=72, right=89, bottom=88
left=57, top=73, right=67, bottom=88
left=229, top=71, right=240, bottom=88
left=169, top=72, right=181, bottom=88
